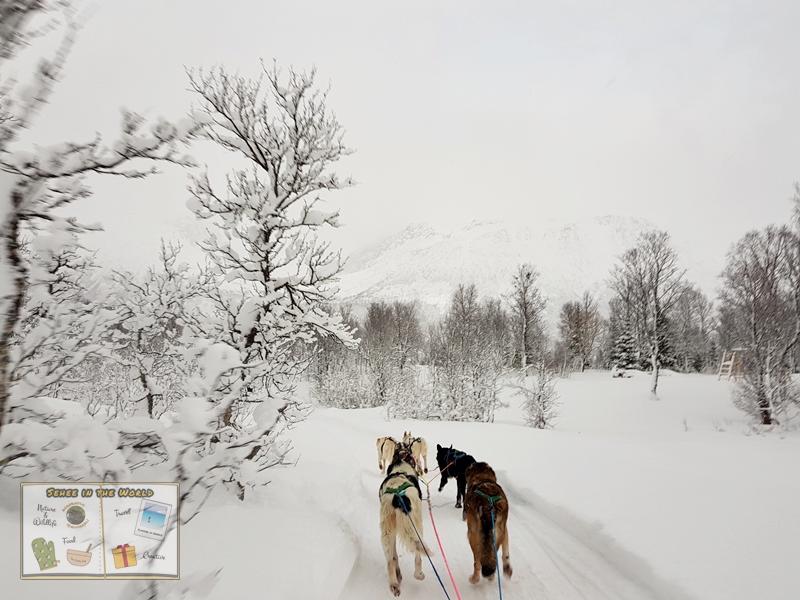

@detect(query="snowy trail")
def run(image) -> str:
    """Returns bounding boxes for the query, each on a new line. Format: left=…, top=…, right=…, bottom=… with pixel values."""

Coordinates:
left=285, top=407, right=694, bottom=600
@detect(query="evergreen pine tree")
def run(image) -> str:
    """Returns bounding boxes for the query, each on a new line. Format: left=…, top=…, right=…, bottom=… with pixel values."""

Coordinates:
left=611, top=330, right=636, bottom=369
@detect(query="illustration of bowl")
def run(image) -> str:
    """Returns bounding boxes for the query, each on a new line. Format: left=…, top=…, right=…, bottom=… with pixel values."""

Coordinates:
left=66, top=544, right=92, bottom=567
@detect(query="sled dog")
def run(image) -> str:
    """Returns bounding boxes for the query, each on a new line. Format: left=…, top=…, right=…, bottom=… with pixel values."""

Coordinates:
left=464, top=461, right=512, bottom=584
left=379, top=443, right=429, bottom=596
left=376, top=436, right=398, bottom=473
left=402, top=431, right=429, bottom=474
left=436, top=444, right=476, bottom=513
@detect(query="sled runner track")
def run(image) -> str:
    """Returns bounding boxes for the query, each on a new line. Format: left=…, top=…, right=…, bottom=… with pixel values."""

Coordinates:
left=499, top=479, right=696, bottom=600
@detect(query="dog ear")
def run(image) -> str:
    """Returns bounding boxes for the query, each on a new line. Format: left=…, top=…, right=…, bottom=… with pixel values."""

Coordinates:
left=437, top=444, right=442, bottom=450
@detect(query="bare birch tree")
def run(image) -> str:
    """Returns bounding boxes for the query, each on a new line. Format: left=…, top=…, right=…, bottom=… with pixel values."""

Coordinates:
left=611, top=231, right=685, bottom=398
left=507, top=263, right=545, bottom=369
left=429, top=284, right=509, bottom=421
left=670, top=284, right=714, bottom=372
left=719, top=225, right=800, bottom=424
left=558, top=291, right=603, bottom=372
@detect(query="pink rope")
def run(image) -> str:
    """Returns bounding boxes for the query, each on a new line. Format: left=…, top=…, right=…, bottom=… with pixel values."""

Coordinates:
left=421, top=476, right=463, bottom=600
left=422, top=462, right=452, bottom=486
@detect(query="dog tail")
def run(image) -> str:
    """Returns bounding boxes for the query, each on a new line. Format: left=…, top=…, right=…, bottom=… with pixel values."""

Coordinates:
left=391, top=493, right=411, bottom=514
left=396, top=502, right=433, bottom=557
left=480, top=509, right=497, bottom=578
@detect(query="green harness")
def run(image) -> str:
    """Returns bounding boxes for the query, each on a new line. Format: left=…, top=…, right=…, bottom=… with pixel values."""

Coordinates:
left=385, top=480, right=412, bottom=496
left=473, top=488, right=503, bottom=506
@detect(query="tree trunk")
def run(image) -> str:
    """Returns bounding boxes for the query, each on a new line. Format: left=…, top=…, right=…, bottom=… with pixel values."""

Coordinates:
left=650, top=352, right=659, bottom=399
left=650, top=341, right=660, bottom=399
left=0, top=200, right=23, bottom=429
left=140, top=372, right=155, bottom=418
left=757, top=383, right=773, bottom=425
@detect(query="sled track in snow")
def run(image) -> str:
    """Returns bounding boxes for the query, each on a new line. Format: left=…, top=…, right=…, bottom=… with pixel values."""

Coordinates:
left=316, top=424, right=692, bottom=600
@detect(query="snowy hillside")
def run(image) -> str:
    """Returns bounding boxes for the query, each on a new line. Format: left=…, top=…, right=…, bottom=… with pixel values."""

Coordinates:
left=3, top=372, right=798, bottom=600
left=337, top=217, right=719, bottom=322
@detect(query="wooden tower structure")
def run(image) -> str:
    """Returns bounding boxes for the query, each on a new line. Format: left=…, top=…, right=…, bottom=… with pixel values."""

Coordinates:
left=718, top=348, right=746, bottom=380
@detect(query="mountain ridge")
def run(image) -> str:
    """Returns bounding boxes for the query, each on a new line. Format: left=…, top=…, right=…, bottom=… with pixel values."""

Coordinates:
left=336, top=215, right=719, bottom=324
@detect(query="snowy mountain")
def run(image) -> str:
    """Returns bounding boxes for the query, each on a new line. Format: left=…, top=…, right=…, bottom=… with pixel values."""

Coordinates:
left=336, top=216, right=718, bottom=323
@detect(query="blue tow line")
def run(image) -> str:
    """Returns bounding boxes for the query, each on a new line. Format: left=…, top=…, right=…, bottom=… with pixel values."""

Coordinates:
left=396, top=490, right=452, bottom=600
left=475, top=488, right=504, bottom=600
left=489, top=503, right=503, bottom=600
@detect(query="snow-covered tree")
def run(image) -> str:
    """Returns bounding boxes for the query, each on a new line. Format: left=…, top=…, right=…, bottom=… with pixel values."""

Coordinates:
left=11, top=226, right=119, bottom=398
left=719, top=224, right=800, bottom=425
left=109, top=240, right=206, bottom=419
left=669, top=284, right=714, bottom=372
left=0, top=0, right=55, bottom=60
left=184, top=62, right=357, bottom=496
left=558, top=291, right=603, bottom=372
left=610, top=330, right=637, bottom=369
left=506, top=263, right=546, bottom=369
left=360, top=300, right=422, bottom=405
left=308, top=304, right=374, bottom=408
left=428, top=284, right=508, bottom=421
left=610, top=231, right=685, bottom=399
left=0, top=1, right=199, bottom=489
left=0, top=4, right=196, bottom=435
left=510, top=361, right=560, bottom=429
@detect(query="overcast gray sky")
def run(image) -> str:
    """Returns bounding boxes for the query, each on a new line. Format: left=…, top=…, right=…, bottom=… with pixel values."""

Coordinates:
left=11, top=0, right=800, bottom=270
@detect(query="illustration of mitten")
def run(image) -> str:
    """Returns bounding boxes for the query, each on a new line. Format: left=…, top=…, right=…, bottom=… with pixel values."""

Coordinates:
left=31, top=538, right=59, bottom=571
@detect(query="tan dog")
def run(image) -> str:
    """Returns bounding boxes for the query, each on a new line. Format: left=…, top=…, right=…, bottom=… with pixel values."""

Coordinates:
left=463, top=461, right=512, bottom=584
left=402, top=431, right=429, bottom=474
left=379, top=443, right=429, bottom=596
left=376, top=436, right=398, bottom=473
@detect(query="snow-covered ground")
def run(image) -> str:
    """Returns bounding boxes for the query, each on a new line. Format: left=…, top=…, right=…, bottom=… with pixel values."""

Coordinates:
left=2, top=370, right=798, bottom=599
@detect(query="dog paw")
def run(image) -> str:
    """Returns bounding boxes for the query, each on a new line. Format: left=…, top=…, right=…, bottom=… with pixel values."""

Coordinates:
left=486, top=573, right=495, bottom=582
left=424, top=468, right=428, bottom=473
left=504, top=564, right=513, bottom=578
left=390, top=583, right=401, bottom=596
left=414, top=571, right=425, bottom=581
left=469, top=574, right=479, bottom=585
left=455, top=501, right=462, bottom=509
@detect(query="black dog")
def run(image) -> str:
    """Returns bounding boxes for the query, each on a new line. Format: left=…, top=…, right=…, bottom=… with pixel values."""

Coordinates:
left=436, top=444, right=476, bottom=512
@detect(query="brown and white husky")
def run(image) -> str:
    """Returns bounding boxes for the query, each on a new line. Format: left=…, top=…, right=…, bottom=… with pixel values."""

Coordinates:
left=379, top=443, right=430, bottom=596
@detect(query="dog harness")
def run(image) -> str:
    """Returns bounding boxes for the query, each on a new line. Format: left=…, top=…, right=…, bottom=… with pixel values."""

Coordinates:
left=384, top=480, right=413, bottom=496
left=473, top=488, right=504, bottom=505
left=381, top=437, right=397, bottom=455
left=441, top=448, right=465, bottom=473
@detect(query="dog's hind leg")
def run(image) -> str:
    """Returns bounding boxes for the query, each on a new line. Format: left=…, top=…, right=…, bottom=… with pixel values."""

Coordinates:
left=381, top=516, right=401, bottom=596
left=467, top=521, right=482, bottom=585
left=413, top=550, right=424, bottom=581
left=412, top=516, right=426, bottom=581
left=455, top=476, right=465, bottom=509
left=500, top=523, right=512, bottom=577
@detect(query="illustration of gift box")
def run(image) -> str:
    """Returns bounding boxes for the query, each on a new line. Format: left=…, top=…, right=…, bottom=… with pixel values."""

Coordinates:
left=112, top=543, right=137, bottom=569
